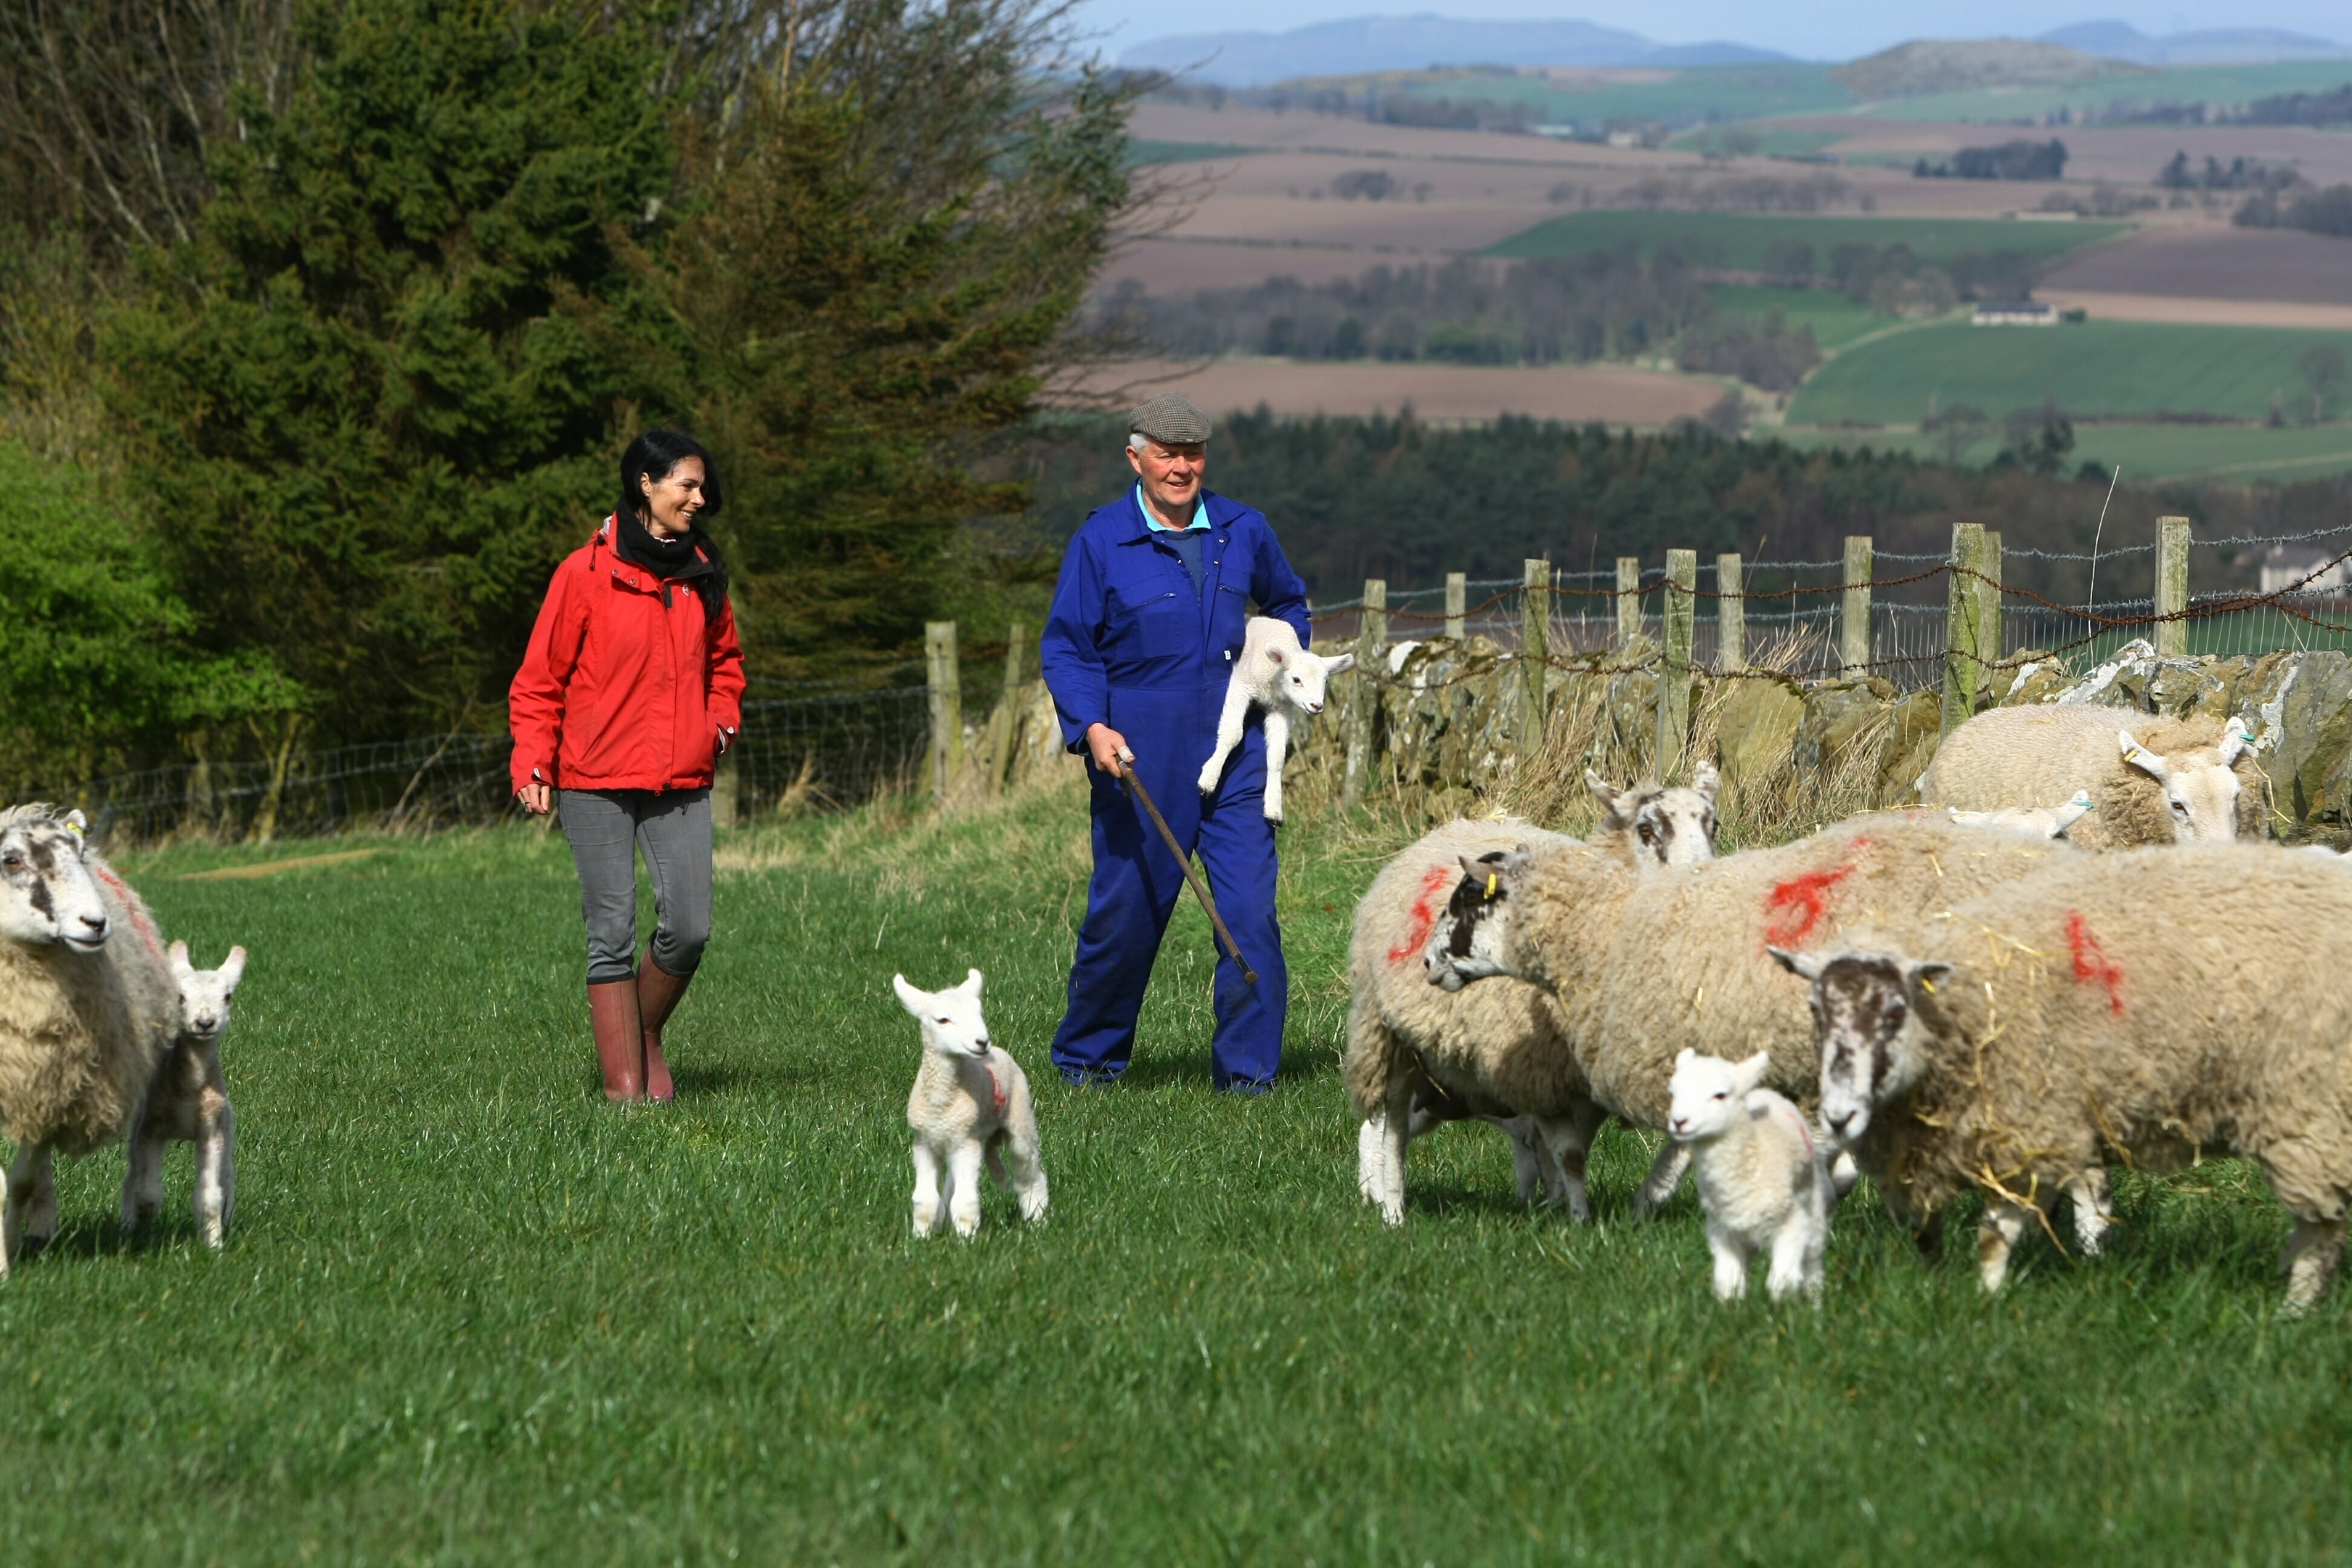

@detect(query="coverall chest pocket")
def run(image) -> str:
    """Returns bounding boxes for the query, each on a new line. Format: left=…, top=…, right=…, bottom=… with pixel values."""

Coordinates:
left=1212, top=581, right=1252, bottom=657
left=1105, top=585, right=1192, bottom=663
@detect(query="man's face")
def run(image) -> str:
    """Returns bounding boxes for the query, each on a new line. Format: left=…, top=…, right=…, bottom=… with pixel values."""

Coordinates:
left=1125, top=438, right=1206, bottom=518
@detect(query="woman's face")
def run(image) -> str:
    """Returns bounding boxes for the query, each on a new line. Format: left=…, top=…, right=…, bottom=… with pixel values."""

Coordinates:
left=638, top=455, right=708, bottom=539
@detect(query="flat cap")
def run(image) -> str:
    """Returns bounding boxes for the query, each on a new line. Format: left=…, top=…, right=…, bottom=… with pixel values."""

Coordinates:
left=1128, top=392, right=1212, bottom=446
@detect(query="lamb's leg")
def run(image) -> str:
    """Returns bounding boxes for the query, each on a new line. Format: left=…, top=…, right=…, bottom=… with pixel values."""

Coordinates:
left=2069, top=1167, right=2112, bottom=1257
left=121, top=1100, right=165, bottom=1233
left=1534, top=1104, right=1606, bottom=1222
left=1260, top=709, right=1290, bottom=822
left=217, top=1097, right=237, bottom=1240
left=910, top=1144, right=943, bottom=1238
left=1199, top=681, right=1254, bottom=796
left=1765, top=1220, right=1814, bottom=1304
left=2279, top=1217, right=2345, bottom=1316
left=1828, top=1148, right=1860, bottom=1201
left=947, top=1141, right=987, bottom=1238
left=1706, top=1224, right=1750, bottom=1302
left=1633, top=1139, right=1691, bottom=1220
left=1493, top=1116, right=1548, bottom=1205
left=1379, top=1104, right=1410, bottom=1227
left=1977, top=1201, right=2032, bottom=1294
left=1000, top=1104, right=1050, bottom=1222
left=195, top=1086, right=232, bottom=1249
left=1357, top=1116, right=1391, bottom=1204
left=2, top=1142, right=52, bottom=1273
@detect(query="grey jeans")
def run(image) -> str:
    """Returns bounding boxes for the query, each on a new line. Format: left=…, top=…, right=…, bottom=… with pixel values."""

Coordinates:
left=558, top=788, right=713, bottom=984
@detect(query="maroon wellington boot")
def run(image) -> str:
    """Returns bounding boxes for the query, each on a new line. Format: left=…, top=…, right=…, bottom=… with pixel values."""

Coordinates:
left=587, top=979, right=646, bottom=1101
left=634, top=946, right=693, bottom=1103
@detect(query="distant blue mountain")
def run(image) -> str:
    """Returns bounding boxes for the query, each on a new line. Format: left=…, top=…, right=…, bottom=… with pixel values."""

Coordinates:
left=1118, top=15, right=1790, bottom=87
left=2038, top=20, right=2351, bottom=64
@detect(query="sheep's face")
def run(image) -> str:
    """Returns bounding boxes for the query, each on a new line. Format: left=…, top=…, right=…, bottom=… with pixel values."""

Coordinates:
left=1767, top=947, right=1949, bottom=1144
left=893, top=968, right=992, bottom=1060
left=2120, top=722, right=2249, bottom=844
left=1667, top=1048, right=1769, bottom=1145
left=0, top=810, right=110, bottom=951
left=1421, top=848, right=1527, bottom=991
left=170, top=940, right=248, bottom=1042
left=1588, top=765, right=1720, bottom=867
left=1266, top=644, right=1352, bottom=716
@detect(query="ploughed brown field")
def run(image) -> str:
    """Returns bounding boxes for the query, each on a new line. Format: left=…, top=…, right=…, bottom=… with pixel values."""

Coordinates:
left=1053, top=356, right=1725, bottom=425
left=1771, top=118, right=2352, bottom=192
left=2038, top=226, right=2352, bottom=306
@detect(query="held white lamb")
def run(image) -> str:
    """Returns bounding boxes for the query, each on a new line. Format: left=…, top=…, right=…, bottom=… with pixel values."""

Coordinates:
left=1667, top=1048, right=1830, bottom=1304
left=0, top=806, right=178, bottom=1273
left=123, top=941, right=245, bottom=1249
left=1198, top=616, right=1355, bottom=821
left=1919, top=706, right=2258, bottom=847
left=893, top=969, right=1048, bottom=1238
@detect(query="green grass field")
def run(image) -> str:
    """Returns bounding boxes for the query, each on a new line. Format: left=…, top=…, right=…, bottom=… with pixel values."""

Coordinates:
left=1787, top=318, right=2352, bottom=428
left=1124, top=139, right=1259, bottom=167
left=9, top=786, right=2352, bottom=1561
left=1777, top=419, right=2352, bottom=483
left=1866, top=58, right=2352, bottom=123
left=1394, top=61, right=1853, bottom=127
left=1703, top=285, right=1889, bottom=350
left=1486, top=211, right=2128, bottom=271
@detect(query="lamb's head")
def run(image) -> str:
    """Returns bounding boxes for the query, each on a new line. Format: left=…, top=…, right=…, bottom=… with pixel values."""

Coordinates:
left=1420, top=846, right=1531, bottom=992
left=892, top=968, right=991, bottom=1060
left=0, top=806, right=110, bottom=951
left=1767, top=946, right=1951, bottom=1143
left=2119, top=718, right=2251, bottom=843
left=1666, top=1048, right=1770, bottom=1146
left=169, top=940, right=248, bottom=1042
left=1590, top=761, right=1721, bottom=870
left=1265, top=640, right=1352, bottom=716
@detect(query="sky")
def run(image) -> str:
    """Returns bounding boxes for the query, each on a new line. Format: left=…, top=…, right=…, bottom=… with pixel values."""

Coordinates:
left=1074, top=1, right=2352, bottom=66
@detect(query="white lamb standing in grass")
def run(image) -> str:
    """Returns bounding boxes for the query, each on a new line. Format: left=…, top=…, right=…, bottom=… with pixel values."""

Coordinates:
left=1199, top=616, right=1355, bottom=822
left=893, top=969, right=1047, bottom=1238
left=1667, top=1048, right=1830, bottom=1304
left=122, top=941, right=246, bottom=1249
left=1945, top=790, right=2094, bottom=841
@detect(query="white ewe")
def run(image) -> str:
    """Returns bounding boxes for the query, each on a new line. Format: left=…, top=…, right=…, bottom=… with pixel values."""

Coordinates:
left=1199, top=616, right=1355, bottom=821
left=1667, top=1048, right=1830, bottom=1304
left=893, top=969, right=1048, bottom=1238
left=123, top=941, right=246, bottom=1249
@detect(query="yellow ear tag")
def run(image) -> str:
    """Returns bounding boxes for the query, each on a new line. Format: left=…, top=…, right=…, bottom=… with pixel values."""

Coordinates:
left=1484, top=873, right=1499, bottom=899
left=65, top=818, right=83, bottom=840
left=1919, top=978, right=1937, bottom=994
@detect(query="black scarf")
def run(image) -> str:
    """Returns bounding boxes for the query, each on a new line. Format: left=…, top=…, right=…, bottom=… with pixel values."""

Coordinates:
left=613, top=506, right=728, bottom=616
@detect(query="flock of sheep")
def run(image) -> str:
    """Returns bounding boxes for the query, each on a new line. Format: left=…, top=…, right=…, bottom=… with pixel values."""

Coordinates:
left=0, top=805, right=243, bottom=1274
left=1350, top=693, right=2352, bottom=1313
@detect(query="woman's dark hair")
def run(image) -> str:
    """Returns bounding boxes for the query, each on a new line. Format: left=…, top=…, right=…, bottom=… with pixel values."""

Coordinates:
left=618, top=428, right=722, bottom=525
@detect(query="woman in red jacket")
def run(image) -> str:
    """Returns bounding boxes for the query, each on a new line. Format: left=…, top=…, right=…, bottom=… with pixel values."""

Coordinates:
left=510, top=430, right=746, bottom=1101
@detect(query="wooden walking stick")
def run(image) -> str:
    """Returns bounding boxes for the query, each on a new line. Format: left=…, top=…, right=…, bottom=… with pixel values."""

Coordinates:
left=1116, top=751, right=1258, bottom=986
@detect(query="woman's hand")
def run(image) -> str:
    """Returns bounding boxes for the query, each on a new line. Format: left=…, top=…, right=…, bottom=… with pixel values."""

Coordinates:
left=518, top=783, right=552, bottom=815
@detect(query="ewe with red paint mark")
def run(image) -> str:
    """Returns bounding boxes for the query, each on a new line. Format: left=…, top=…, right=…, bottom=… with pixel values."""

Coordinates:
left=1772, top=845, right=2352, bottom=1312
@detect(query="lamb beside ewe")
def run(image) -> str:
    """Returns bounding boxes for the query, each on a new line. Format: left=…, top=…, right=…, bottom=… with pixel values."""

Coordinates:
left=894, top=969, right=1047, bottom=1238
left=1407, top=814, right=2065, bottom=1233
left=1667, top=1049, right=1829, bottom=1304
left=123, top=941, right=245, bottom=1249
left=1946, top=790, right=2094, bottom=841
left=1770, top=846, right=2352, bottom=1312
left=0, top=805, right=179, bottom=1272
left=1198, top=616, right=1354, bottom=822
left=1919, top=705, right=2258, bottom=847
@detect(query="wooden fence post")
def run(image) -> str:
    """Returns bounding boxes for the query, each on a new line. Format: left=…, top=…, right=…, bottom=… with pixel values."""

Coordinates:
left=926, top=620, right=960, bottom=804
left=2156, top=515, right=2191, bottom=658
left=1977, top=532, right=2003, bottom=683
left=1841, top=534, right=1872, bottom=678
left=1344, top=578, right=1387, bottom=809
left=1658, top=549, right=1696, bottom=783
left=1716, top=552, right=1744, bottom=672
left=989, top=621, right=1026, bottom=793
left=1940, top=525, right=1987, bottom=734
left=1615, top=556, right=1641, bottom=648
left=1445, top=571, right=1466, bottom=640
left=1520, top=559, right=1548, bottom=751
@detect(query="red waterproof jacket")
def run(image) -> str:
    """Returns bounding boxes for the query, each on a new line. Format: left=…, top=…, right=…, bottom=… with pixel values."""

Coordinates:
left=508, top=518, right=746, bottom=795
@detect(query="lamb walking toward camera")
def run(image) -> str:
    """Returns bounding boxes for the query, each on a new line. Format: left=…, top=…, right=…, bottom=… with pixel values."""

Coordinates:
left=123, top=942, right=245, bottom=1249
left=1668, top=1049, right=1829, bottom=1304
left=1199, top=616, right=1355, bottom=821
left=894, top=969, right=1047, bottom=1238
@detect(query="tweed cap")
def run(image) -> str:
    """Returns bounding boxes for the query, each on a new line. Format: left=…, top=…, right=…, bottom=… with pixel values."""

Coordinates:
left=1128, top=393, right=1212, bottom=446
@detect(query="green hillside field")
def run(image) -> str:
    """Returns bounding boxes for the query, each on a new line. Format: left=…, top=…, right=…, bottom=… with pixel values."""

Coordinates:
left=1866, top=58, right=2352, bottom=123
left=1786, top=318, right=2352, bottom=427
left=1776, top=420, right=2352, bottom=484
left=1487, top=211, right=2129, bottom=272
left=1392, top=60, right=1853, bottom=127
left=1703, top=284, right=1890, bottom=350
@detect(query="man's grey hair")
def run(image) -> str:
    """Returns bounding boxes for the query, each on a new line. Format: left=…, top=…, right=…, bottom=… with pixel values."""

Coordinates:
left=1128, top=431, right=1148, bottom=452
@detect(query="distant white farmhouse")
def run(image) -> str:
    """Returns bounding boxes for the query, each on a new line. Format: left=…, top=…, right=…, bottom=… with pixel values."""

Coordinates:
left=1972, top=302, right=2058, bottom=327
left=2261, top=546, right=2352, bottom=595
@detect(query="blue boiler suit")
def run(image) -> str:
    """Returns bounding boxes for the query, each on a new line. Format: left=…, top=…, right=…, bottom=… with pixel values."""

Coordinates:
left=1039, top=488, right=1313, bottom=1090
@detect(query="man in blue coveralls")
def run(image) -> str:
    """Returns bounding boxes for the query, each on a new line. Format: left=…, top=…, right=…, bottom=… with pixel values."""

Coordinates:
left=1039, top=394, right=1313, bottom=1091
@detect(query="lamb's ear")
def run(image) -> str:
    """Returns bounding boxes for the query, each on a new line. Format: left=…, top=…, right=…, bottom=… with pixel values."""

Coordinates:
left=891, top=974, right=926, bottom=1015
left=2221, top=716, right=2252, bottom=766
left=1674, top=1047, right=1695, bottom=1069
left=1585, top=769, right=1628, bottom=817
left=2119, top=730, right=2168, bottom=782
left=1322, top=651, right=1354, bottom=676
left=1263, top=644, right=1286, bottom=666
left=1733, top=1051, right=1771, bottom=1093
left=62, top=808, right=89, bottom=838
left=1906, top=960, right=1955, bottom=998
left=168, top=939, right=191, bottom=977
left=1765, top=945, right=1825, bottom=981
left=962, top=968, right=984, bottom=997
left=220, top=946, right=248, bottom=987
left=1691, top=761, right=1721, bottom=804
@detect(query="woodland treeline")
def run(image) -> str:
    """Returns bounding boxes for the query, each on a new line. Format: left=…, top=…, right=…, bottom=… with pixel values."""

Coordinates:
left=0, top=0, right=1143, bottom=790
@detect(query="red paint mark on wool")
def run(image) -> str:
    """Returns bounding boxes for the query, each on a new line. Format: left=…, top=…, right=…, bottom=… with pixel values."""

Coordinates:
left=1763, top=864, right=1854, bottom=949
left=1389, top=864, right=1458, bottom=965
left=89, top=862, right=163, bottom=963
left=2066, top=910, right=2126, bottom=1016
